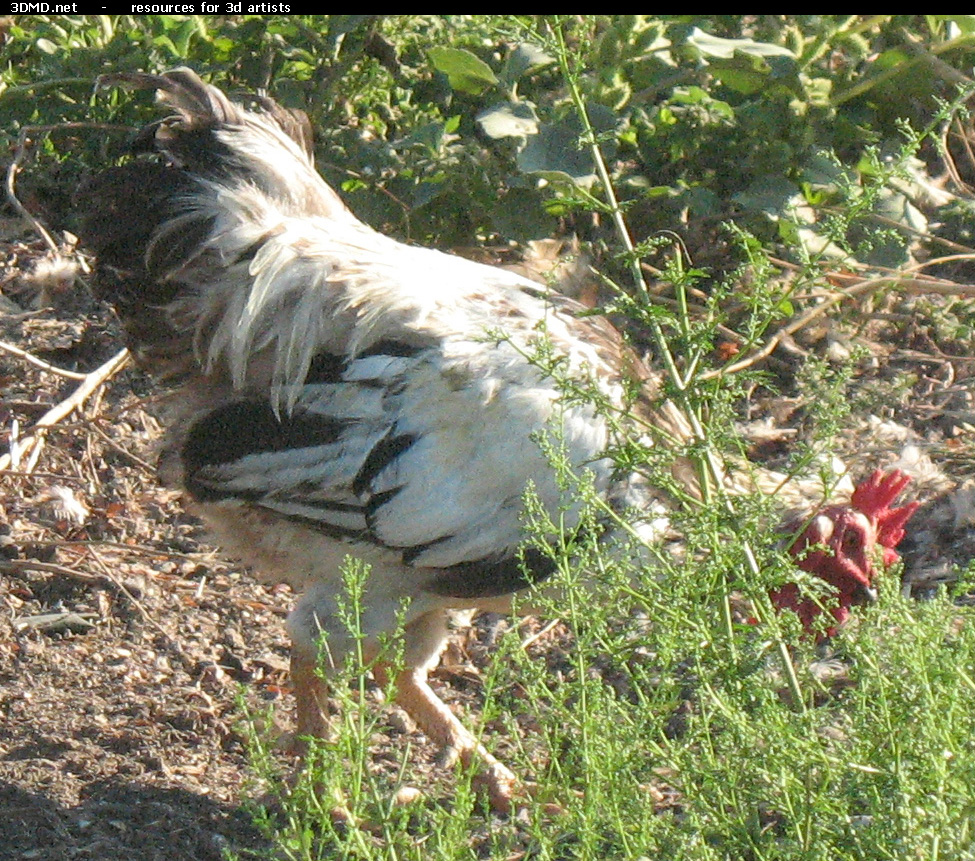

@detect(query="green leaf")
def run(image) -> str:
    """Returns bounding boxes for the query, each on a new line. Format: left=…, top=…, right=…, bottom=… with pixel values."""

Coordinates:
left=927, top=15, right=975, bottom=34
left=676, top=185, right=722, bottom=217
left=391, top=120, right=455, bottom=157
left=710, top=51, right=800, bottom=95
left=517, top=122, right=595, bottom=187
left=151, top=34, right=179, bottom=57
left=800, top=151, right=854, bottom=200
left=680, top=26, right=800, bottom=95
left=733, top=176, right=812, bottom=223
left=476, top=102, right=539, bottom=140
left=427, top=47, right=498, bottom=95
left=500, top=43, right=555, bottom=86
left=684, top=27, right=797, bottom=61
left=871, top=187, right=927, bottom=236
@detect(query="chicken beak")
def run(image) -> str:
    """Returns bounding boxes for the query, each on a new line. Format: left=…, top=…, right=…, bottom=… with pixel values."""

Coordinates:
left=852, top=582, right=878, bottom=605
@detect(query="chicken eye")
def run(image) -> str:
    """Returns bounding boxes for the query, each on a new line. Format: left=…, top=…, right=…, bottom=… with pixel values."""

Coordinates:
left=841, top=530, right=861, bottom=553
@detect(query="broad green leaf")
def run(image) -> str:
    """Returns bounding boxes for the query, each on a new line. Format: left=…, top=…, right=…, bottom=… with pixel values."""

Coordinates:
left=517, top=121, right=596, bottom=186
left=684, top=27, right=796, bottom=60
left=151, top=35, right=179, bottom=57
left=872, top=187, right=927, bottom=236
left=733, top=176, right=809, bottom=221
left=708, top=63, right=769, bottom=96
left=873, top=48, right=912, bottom=71
left=391, top=121, right=456, bottom=156
left=676, top=185, right=722, bottom=217
left=792, top=226, right=847, bottom=260
left=707, top=51, right=800, bottom=95
left=500, top=43, right=555, bottom=86
left=476, top=102, right=540, bottom=140
left=927, top=15, right=975, bottom=34
left=800, top=151, right=854, bottom=200
left=516, top=107, right=618, bottom=188
left=427, top=47, right=498, bottom=95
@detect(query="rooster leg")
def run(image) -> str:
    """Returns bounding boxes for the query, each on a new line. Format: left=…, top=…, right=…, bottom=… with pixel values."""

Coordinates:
left=377, top=610, right=519, bottom=814
left=289, top=645, right=333, bottom=749
left=284, top=589, right=343, bottom=754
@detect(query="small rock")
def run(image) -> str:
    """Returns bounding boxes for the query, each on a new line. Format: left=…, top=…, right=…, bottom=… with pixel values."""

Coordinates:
left=392, top=786, right=423, bottom=806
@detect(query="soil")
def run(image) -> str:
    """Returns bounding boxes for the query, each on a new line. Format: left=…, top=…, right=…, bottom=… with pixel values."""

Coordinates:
left=0, top=224, right=973, bottom=860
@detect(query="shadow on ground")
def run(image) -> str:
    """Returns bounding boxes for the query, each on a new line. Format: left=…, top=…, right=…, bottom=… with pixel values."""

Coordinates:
left=0, top=779, right=268, bottom=861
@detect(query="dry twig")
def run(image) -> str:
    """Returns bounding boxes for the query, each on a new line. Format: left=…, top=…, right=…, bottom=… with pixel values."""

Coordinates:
left=6, top=122, right=133, bottom=254
left=0, top=347, right=130, bottom=472
left=0, top=557, right=103, bottom=584
left=88, top=419, right=156, bottom=472
left=520, top=618, right=562, bottom=650
left=707, top=260, right=975, bottom=379
left=0, top=339, right=89, bottom=381
left=84, top=545, right=162, bottom=631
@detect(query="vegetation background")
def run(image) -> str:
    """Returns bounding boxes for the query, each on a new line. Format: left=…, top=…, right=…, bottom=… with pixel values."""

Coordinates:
left=2, top=14, right=975, bottom=860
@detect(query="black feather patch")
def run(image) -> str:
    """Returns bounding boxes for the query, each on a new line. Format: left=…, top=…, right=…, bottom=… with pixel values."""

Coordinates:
left=424, top=546, right=558, bottom=599
left=400, top=535, right=451, bottom=566
left=183, top=400, right=345, bottom=501
left=78, top=163, right=198, bottom=306
left=304, top=343, right=428, bottom=388
left=357, top=340, right=426, bottom=359
left=352, top=432, right=416, bottom=496
left=304, top=352, right=347, bottom=385
left=274, top=504, right=372, bottom=544
left=363, top=488, right=403, bottom=523
left=156, top=124, right=241, bottom=179
left=145, top=212, right=217, bottom=280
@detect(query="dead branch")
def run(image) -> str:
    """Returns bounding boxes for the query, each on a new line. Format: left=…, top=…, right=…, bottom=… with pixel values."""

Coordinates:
left=520, top=618, right=562, bottom=650
left=0, top=557, right=103, bottom=584
left=22, top=538, right=226, bottom=568
left=88, top=419, right=156, bottom=472
left=0, top=347, right=130, bottom=472
left=702, top=287, right=857, bottom=379
left=0, top=339, right=89, bottom=381
left=84, top=546, right=158, bottom=628
left=6, top=121, right=135, bottom=254
left=942, top=115, right=975, bottom=197
left=827, top=256, right=975, bottom=297
left=708, top=259, right=975, bottom=378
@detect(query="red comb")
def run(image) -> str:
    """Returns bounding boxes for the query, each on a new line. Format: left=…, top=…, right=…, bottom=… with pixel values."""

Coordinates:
left=770, top=469, right=918, bottom=640
left=850, top=468, right=919, bottom=551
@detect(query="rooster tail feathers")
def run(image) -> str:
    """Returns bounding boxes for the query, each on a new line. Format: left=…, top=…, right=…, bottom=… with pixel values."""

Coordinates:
left=78, top=68, right=357, bottom=386
left=100, top=67, right=315, bottom=154
left=95, top=67, right=342, bottom=216
left=98, top=68, right=246, bottom=130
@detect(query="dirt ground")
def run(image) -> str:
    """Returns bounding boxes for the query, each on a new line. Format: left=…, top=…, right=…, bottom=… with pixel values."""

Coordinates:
left=0, top=221, right=973, bottom=860
left=0, top=234, right=279, bottom=858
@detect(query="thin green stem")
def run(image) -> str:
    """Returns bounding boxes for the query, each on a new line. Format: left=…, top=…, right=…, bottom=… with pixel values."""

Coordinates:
left=547, top=17, right=807, bottom=697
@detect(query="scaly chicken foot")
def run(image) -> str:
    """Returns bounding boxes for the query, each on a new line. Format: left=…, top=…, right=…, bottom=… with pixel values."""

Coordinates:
left=376, top=662, right=520, bottom=814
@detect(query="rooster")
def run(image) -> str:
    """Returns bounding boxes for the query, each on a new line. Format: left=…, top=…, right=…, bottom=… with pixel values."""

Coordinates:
left=77, top=68, right=916, bottom=811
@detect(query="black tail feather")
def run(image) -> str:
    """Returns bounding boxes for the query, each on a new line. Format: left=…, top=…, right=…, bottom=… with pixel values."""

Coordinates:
left=97, top=67, right=315, bottom=165
left=76, top=67, right=350, bottom=381
left=77, top=162, right=209, bottom=370
left=78, top=162, right=201, bottom=306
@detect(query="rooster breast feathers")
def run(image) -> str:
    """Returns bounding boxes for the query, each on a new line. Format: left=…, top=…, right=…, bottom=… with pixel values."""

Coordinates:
left=81, top=68, right=671, bottom=603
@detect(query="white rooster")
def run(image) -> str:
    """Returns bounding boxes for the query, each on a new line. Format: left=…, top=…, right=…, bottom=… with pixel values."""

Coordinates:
left=78, top=68, right=916, bottom=811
